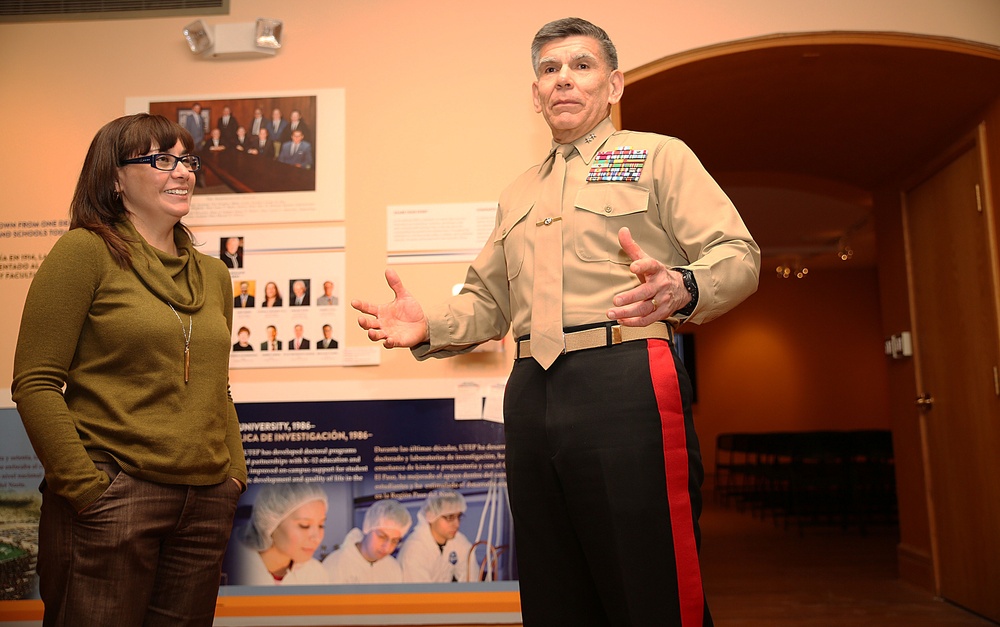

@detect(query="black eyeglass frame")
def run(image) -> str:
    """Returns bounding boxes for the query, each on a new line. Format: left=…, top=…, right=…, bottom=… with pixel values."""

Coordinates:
left=120, top=153, right=202, bottom=172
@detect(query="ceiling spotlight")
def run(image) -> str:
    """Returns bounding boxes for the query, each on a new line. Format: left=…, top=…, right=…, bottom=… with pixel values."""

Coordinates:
left=776, top=261, right=808, bottom=279
left=182, top=19, right=213, bottom=54
left=255, top=18, right=283, bottom=49
left=837, top=244, right=854, bottom=261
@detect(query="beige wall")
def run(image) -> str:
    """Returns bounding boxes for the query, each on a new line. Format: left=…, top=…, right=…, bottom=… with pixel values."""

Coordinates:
left=2, top=0, right=998, bottom=406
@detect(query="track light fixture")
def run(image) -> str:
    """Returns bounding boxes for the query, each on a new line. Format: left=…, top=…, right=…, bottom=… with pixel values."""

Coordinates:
left=776, top=260, right=809, bottom=279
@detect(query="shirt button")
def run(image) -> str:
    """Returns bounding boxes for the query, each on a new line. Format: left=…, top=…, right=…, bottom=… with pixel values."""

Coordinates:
left=604, top=206, right=613, bottom=213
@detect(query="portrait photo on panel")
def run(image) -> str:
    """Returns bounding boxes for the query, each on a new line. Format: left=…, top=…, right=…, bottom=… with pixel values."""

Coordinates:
left=234, top=280, right=256, bottom=308
left=289, top=279, right=310, bottom=307
left=221, top=236, right=244, bottom=269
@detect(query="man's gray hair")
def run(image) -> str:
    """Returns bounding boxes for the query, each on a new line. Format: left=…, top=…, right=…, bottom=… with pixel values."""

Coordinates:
left=530, top=17, right=618, bottom=75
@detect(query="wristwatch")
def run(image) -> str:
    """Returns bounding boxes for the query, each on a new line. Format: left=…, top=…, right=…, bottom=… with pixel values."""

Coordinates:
left=672, top=268, right=699, bottom=317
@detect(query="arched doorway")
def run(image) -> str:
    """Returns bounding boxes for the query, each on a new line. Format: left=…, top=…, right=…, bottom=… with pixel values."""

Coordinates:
left=616, top=31, right=1000, bottom=620
left=617, top=31, right=1000, bottom=269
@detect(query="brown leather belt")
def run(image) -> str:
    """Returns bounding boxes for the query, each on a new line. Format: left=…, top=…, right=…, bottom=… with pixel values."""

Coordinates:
left=516, top=322, right=673, bottom=360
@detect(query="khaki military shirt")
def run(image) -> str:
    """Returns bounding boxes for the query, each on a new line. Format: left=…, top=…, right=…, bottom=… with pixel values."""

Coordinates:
left=414, top=117, right=760, bottom=359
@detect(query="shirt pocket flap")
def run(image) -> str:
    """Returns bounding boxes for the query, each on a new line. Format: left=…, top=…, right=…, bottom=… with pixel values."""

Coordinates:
left=574, top=184, right=649, bottom=217
left=494, top=201, right=534, bottom=243
left=494, top=200, right=533, bottom=280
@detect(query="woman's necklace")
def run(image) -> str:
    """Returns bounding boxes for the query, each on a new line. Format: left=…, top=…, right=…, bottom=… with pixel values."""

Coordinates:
left=167, top=303, right=192, bottom=383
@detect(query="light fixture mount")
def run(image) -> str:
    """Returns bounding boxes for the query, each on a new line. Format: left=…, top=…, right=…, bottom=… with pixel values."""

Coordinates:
left=183, top=17, right=283, bottom=60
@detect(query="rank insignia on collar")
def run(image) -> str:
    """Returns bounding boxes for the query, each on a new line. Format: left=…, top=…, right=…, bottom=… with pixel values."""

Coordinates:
left=587, top=146, right=647, bottom=182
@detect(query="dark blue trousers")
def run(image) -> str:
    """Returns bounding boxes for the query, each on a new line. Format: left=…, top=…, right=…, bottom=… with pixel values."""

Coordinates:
left=504, top=338, right=712, bottom=627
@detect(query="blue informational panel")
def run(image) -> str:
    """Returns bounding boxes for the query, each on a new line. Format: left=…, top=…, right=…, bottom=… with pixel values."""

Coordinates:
left=225, top=398, right=513, bottom=587
left=0, top=399, right=513, bottom=601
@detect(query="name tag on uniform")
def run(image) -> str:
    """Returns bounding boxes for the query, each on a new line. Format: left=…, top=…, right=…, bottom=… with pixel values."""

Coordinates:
left=587, top=147, right=647, bottom=182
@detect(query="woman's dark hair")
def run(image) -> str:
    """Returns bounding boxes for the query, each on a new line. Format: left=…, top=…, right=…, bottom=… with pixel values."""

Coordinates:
left=70, top=113, right=195, bottom=268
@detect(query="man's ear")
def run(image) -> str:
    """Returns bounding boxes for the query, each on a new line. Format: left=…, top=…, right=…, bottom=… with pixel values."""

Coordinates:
left=608, top=69, right=625, bottom=106
left=532, top=81, right=543, bottom=113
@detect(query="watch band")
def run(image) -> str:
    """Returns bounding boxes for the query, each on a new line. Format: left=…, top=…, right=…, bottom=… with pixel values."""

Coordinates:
left=673, top=268, right=699, bottom=317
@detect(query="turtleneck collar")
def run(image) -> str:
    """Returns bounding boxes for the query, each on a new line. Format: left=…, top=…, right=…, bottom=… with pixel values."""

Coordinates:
left=117, top=219, right=206, bottom=314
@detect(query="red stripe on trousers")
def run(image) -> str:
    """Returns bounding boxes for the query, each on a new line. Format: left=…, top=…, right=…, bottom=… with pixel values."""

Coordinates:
left=648, top=339, right=705, bottom=627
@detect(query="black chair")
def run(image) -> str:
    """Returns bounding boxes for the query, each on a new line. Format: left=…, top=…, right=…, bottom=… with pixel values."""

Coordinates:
left=714, top=432, right=761, bottom=508
left=845, top=429, right=897, bottom=532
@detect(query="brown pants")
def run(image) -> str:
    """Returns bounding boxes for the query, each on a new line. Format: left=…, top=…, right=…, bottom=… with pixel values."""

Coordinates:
left=37, top=462, right=240, bottom=627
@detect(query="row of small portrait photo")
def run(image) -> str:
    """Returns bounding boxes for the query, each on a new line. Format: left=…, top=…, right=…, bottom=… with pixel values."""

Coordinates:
left=231, top=277, right=339, bottom=308
left=233, top=323, right=339, bottom=352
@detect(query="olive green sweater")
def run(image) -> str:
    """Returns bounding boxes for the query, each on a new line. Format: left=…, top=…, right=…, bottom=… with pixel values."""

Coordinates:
left=12, top=221, right=248, bottom=512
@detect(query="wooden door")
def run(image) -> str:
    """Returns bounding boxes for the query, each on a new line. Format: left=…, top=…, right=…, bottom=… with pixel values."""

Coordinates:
left=903, top=133, right=1000, bottom=622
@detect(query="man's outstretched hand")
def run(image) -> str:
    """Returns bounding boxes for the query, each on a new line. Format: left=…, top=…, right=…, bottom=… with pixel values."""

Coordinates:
left=351, top=268, right=430, bottom=348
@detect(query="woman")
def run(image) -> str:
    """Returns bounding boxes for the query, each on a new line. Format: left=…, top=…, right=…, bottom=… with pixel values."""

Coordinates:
left=262, top=280, right=283, bottom=307
left=233, top=326, right=254, bottom=351
left=229, top=483, right=330, bottom=585
left=11, top=113, right=247, bottom=627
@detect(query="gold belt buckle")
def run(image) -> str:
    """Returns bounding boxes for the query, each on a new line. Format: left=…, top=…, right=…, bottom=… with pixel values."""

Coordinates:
left=611, top=325, right=622, bottom=345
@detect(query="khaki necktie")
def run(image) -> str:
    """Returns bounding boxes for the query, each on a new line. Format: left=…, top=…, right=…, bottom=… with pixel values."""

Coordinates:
left=529, top=147, right=567, bottom=369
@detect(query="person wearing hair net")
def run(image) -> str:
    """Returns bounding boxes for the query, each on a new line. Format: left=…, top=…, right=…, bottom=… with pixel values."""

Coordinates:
left=398, top=490, right=473, bottom=582
left=228, top=483, right=330, bottom=585
left=322, top=499, right=412, bottom=584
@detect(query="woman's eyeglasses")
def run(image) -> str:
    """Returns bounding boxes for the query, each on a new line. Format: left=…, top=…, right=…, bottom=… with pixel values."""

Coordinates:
left=121, top=153, right=201, bottom=172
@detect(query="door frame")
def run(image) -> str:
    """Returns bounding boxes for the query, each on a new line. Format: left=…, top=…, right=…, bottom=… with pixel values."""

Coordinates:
left=900, top=127, right=1000, bottom=609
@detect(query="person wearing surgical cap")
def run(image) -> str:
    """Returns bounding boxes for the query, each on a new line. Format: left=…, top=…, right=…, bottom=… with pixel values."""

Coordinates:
left=398, top=490, right=473, bottom=582
left=229, top=483, right=330, bottom=585
left=322, top=499, right=413, bottom=584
